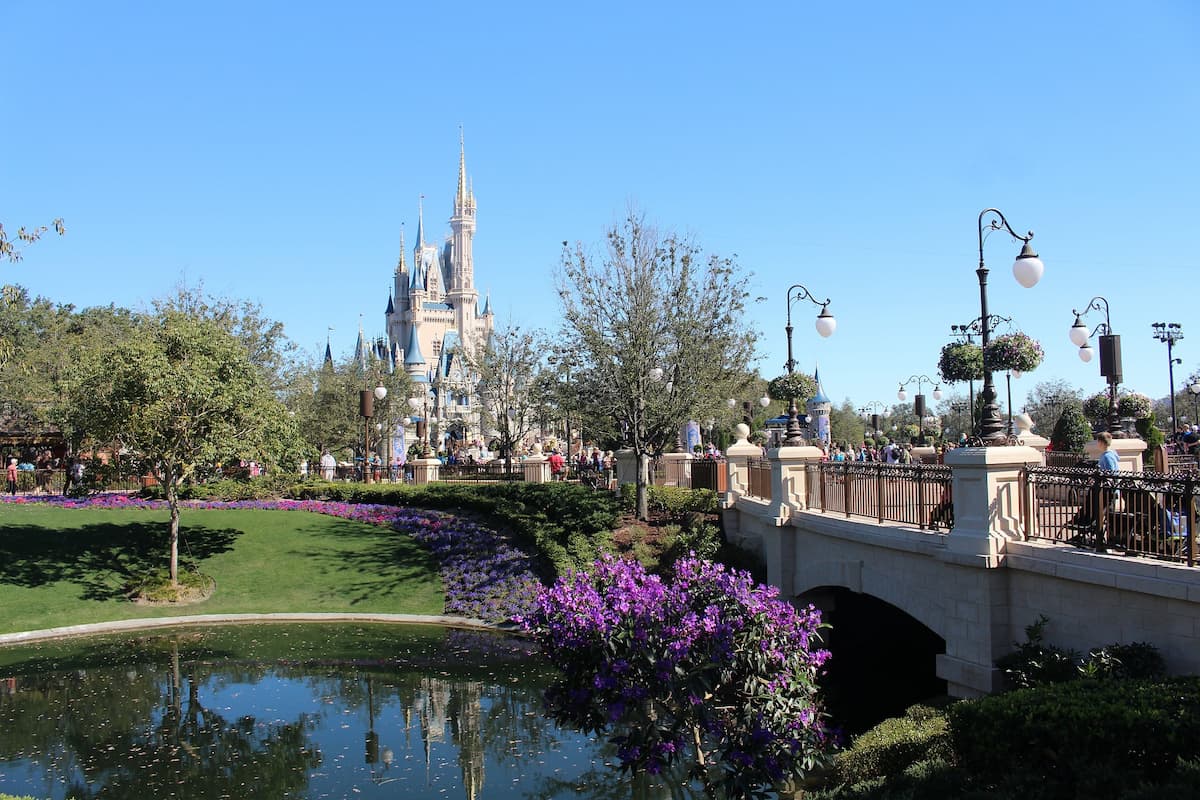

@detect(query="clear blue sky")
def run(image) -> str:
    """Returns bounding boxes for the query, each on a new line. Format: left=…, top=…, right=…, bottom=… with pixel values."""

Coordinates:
left=4, top=1, right=1198, bottom=422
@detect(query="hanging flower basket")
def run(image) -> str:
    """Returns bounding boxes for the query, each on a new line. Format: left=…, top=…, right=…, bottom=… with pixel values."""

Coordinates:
left=1117, top=392, right=1152, bottom=419
left=983, top=332, right=1044, bottom=373
left=767, top=372, right=817, bottom=402
left=938, top=342, right=983, bottom=383
left=1082, top=391, right=1112, bottom=423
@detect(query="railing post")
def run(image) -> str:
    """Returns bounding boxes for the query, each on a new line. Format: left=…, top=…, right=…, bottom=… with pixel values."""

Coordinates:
left=767, top=444, right=824, bottom=525
left=876, top=464, right=885, bottom=524
left=841, top=462, right=851, bottom=519
left=917, top=466, right=928, bottom=530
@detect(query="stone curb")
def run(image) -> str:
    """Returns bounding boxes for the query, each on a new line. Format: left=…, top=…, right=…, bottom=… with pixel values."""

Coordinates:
left=0, top=613, right=519, bottom=647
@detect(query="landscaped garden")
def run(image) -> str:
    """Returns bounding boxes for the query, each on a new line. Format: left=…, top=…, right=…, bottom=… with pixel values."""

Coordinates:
left=5, top=484, right=1200, bottom=799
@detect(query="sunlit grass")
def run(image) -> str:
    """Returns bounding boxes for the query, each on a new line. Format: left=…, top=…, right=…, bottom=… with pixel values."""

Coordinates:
left=0, top=505, right=444, bottom=634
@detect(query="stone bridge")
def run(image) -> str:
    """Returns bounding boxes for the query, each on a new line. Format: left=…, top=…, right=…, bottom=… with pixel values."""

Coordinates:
left=720, top=439, right=1200, bottom=700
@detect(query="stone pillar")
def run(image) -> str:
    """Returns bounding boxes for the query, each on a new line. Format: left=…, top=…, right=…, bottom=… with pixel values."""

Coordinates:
left=724, top=424, right=761, bottom=507
left=1084, top=437, right=1148, bottom=472
left=942, top=445, right=1041, bottom=565
left=766, top=445, right=825, bottom=524
left=410, top=458, right=441, bottom=485
left=936, top=444, right=1041, bottom=697
left=615, top=449, right=638, bottom=493
left=523, top=454, right=550, bottom=483
left=662, top=452, right=694, bottom=487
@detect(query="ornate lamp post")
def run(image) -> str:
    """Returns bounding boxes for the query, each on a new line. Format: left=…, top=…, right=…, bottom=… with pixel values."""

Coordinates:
left=897, top=376, right=942, bottom=444
left=359, top=385, right=387, bottom=481
left=1068, top=296, right=1122, bottom=434
left=783, top=283, right=836, bottom=446
left=727, top=395, right=771, bottom=428
left=1188, top=380, right=1200, bottom=426
left=974, top=208, right=1044, bottom=443
left=858, top=400, right=885, bottom=441
left=1152, top=322, right=1184, bottom=436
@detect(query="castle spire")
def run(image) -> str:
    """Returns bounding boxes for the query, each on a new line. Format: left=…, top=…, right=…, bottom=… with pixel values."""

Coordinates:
left=323, top=327, right=333, bottom=368
left=455, top=127, right=468, bottom=210
left=415, top=195, right=425, bottom=251
left=395, top=223, right=406, bottom=273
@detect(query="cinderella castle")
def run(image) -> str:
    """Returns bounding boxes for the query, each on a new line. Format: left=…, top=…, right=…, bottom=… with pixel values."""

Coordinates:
left=349, top=136, right=495, bottom=452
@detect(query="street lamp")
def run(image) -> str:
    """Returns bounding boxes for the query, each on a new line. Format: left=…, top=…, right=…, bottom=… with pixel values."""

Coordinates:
left=1152, top=322, right=1184, bottom=436
left=974, top=208, right=1044, bottom=443
left=1068, top=296, right=1122, bottom=434
left=728, top=395, right=771, bottom=428
left=858, top=400, right=885, bottom=441
left=897, top=375, right=942, bottom=445
left=783, top=283, right=836, bottom=446
left=1005, top=369, right=1023, bottom=436
left=359, top=385, right=386, bottom=482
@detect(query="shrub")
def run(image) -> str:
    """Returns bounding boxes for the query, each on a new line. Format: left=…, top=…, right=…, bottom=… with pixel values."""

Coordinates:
left=948, top=677, right=1200, bottom=796
left=647, top=485, right=719, bottom=516
left=1082, top=641, right=1167, bottom=681
left=1082, top=391, right=1112, bottom=424
left=293, top=481, right=619, bottom=579
left=1050, top=405, right=1093, bottom=454
left=995, top=615, right=1081, bottom=689
left=832, top=703, right=954, bottom=785
left=526, top=556, right=832, bottom=797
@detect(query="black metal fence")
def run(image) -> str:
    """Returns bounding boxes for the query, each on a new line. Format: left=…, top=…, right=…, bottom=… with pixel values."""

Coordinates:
left=806, top=462, right=953, bottom=531
left=439, top=463, right=523, bottom=482
left=746, top=458, right=772, bottom=501
left=1022, top=465, right=1197, bottom=566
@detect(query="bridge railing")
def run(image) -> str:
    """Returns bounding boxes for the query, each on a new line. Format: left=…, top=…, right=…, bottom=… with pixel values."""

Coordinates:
left=1022, top=465, right=1197, bottom=565
left=745, top=458, right=772, bottom=501
left=805, top=462, right=953, bottom=531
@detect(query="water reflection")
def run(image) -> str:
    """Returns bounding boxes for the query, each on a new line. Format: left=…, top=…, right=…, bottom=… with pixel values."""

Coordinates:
left=0, top=625, right=700, bottom=799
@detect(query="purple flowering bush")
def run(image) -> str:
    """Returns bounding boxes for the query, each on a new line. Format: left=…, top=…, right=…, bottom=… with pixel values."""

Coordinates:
left=523, top=555, right=831, bottom=799
left=0, top=495, right=541, bottom=623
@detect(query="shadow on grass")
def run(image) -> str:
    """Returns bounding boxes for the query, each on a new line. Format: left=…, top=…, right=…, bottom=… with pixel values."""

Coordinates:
left=0, top=521, right=241, bottom=601
left=275, top=514, right=442, bottom=606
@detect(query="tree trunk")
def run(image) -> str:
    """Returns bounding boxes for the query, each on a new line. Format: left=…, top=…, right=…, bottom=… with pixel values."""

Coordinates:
left=636, top=452, right=650, bottom=521
left=167, top=483, right=180, bottom=587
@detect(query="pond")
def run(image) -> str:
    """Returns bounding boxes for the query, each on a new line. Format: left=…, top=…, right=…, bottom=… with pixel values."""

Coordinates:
left=0, top=623, right=697, bottom=800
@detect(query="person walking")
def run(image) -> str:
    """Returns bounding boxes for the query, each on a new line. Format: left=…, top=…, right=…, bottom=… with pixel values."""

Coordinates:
left=6, top=458, right=17, bottom=495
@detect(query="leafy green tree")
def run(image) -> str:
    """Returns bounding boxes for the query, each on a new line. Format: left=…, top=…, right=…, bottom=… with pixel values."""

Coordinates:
left=282, top=352, right=409, bottom=467
left=557, top=212, right=756, bottom=520
left=66, top=310, right=296, bottom=585
left=1051, top=405, right=1093, bottom=454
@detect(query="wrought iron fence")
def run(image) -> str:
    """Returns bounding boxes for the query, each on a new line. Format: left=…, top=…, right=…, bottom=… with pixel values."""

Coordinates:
left=806, top=462, right=953, bottom=531
left=439, top=463, right=523, bottom=482
left=746, top=458, right=772, bottom=501
left=1022, top=465, right=1197, bottom=566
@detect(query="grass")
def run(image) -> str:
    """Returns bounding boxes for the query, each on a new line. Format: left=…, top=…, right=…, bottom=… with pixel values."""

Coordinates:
left=0, top=505, right=444, bottom=634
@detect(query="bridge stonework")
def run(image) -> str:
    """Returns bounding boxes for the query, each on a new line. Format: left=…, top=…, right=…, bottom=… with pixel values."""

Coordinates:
left=723, top=445, right=1200, bottom=698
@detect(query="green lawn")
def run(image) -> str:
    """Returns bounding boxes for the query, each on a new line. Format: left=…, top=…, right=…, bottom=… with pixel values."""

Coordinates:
left=0, top=505, right=444, bottom=634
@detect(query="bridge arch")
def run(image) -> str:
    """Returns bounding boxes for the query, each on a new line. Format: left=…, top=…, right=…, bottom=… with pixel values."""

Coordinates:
left=797, top=584, right=947, bottom=734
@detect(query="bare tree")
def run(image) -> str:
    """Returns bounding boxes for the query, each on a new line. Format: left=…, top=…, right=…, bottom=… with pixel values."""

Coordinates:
left=467, top=324, right=545, bottom=473
left=557, top=211, right=756, bottom=520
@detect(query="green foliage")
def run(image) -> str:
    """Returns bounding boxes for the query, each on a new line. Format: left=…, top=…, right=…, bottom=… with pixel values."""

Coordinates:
left=557, top=211, right=757, bottom=520
left=293, top=481, right=618, bottom=578
left=948, top=677, right=1200, bottom=797
left=1082, top=391, right=1112, bottom=423
left=1081, top=642, right=1167, bottom=681
left=768, top=371, right=818, bottom=402
left=1137, top=412, right=1165, bottom=451
left=646, top=484, right=719, bottom=515
left=983, top=331, right=1044, bottom=373
left=995, top=615, right=1081, bottom=689
left=937, top=341, right=983, bottom=383
left=832, top=704, right=954, bottom=786
left=997, top=615, right=1167, bottom=690
left=1050, top=405, right=1093, bottom=453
